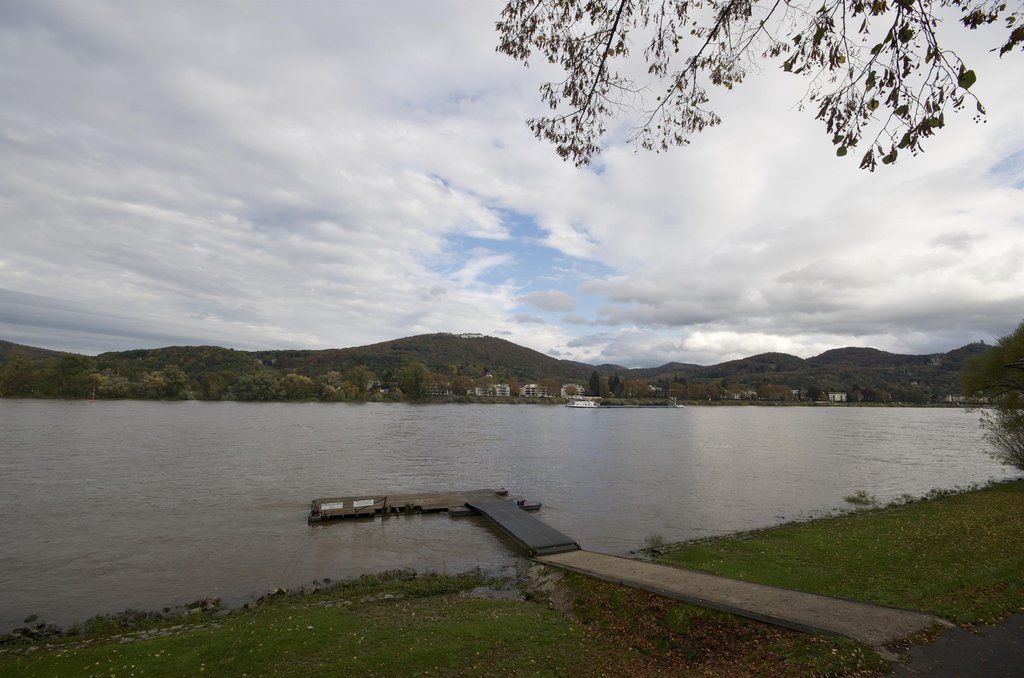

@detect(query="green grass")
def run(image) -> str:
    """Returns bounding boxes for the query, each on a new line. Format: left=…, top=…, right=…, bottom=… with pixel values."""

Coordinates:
left=658, top=480, right=1024, bottom=625
left=0, top=572, right=591, bottom=677
left=1, top=567, right=886, bottom=677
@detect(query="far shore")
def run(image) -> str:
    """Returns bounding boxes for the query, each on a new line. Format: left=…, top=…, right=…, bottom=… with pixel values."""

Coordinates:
left=0, top=395, right=978, bottom=407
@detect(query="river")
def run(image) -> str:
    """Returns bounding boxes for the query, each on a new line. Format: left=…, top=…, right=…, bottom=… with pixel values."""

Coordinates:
left=0, top=400, right=1017, bottom=632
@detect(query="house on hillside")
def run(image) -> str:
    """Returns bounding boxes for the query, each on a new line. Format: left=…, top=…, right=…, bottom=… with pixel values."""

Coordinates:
left=491, top=383, right=511, bottom=397
left=560, top=383, right=584, bottom=398
left=828, top=392, right=847, bottom=402
left=520, top=383, right=551, bottom=397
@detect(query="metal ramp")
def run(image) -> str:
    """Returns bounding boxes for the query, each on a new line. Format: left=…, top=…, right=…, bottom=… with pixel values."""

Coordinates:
left=463, top=491, right=579, bottom=556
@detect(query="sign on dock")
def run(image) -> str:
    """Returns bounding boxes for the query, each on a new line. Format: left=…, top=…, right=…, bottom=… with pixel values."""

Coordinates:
left=308, top=488, right=509, bottom=522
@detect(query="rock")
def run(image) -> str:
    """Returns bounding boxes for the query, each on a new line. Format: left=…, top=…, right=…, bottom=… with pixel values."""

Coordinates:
left=163, top=607, right=171, bottom=613
left=23, top=615, right=37, bottom=624
left=323, top=578, right=331, bottom=584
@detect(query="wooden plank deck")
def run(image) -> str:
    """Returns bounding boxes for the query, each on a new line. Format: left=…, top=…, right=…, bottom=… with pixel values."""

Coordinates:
left=464, top=490, right=578, bottom=556
left=308, top=488, right=509, bottom=522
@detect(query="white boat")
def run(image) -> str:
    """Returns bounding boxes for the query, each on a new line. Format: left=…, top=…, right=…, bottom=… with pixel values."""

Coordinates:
left=566, top=398, right=600, bottom=408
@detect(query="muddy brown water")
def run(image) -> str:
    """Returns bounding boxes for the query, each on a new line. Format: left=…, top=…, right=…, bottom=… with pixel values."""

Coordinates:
left=0, top=400, right=1017, bottom=632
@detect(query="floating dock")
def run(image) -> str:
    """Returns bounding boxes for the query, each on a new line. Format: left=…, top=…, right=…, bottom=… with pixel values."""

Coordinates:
left=464, top=490, right=579, bottom=556
left=308, top=487, right=575, bottom=556
left=308, top=488, right=511, bottom=522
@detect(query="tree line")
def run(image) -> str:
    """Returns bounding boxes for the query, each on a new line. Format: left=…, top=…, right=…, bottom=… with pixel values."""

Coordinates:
left=0, top=348, right=978, bottom=405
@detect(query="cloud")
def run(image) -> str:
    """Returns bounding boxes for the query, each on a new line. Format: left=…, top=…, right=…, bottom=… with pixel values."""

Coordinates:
left=0, top=1, right=1021, bottom=367
left=929, top=230, right=984, bottom=253
left=522, top=289, right=576, bottom=312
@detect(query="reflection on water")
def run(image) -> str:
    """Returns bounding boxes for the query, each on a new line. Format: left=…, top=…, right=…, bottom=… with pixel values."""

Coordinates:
left=0, top=400, right=1016, bottom=631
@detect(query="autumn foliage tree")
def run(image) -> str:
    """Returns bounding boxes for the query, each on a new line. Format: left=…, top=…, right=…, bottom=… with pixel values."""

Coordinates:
left=497, top=0, right=1022, bottom=169
left=965, top=320, right=1024, bottom=470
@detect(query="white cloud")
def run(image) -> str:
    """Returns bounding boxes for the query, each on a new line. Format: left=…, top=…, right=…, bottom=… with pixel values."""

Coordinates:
left=0, top=1, right=1021, bottom=366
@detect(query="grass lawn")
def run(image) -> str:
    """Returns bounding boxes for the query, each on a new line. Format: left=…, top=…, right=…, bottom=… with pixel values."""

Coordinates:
left=0, top=572, right=591, bottom=677
left=657, top=480, right=1024, bottom=626
left=0, top=570, right=884, bottom=676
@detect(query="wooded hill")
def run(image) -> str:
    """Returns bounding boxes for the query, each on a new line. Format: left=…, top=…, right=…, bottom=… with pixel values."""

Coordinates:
left=0, top=333, right=991, bottom=402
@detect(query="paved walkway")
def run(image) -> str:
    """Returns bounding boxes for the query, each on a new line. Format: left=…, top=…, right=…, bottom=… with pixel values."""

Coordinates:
left=892, top=613, right=1024, bottom=676
left=536, top=550, right=949, bottom=647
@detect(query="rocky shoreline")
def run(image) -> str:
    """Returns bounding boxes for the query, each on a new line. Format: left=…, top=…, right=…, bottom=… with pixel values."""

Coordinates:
left=1, top=572, right=398, bottom=647
left=0, top=567, right=521, bottom=652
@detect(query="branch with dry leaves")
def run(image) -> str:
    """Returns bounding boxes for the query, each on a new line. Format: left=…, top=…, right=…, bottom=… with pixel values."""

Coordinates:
left=496, top=0, right=1022, bottom=168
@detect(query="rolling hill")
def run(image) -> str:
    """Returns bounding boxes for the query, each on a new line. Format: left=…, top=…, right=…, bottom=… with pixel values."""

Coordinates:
left=0, top=332, right=992, bottom=397
left=0, top=339, right=66, bottom=364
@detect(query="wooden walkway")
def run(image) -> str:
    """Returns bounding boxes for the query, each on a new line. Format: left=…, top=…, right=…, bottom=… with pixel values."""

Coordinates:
left=308, top=488, right=509, bottom=522
left=537, top=550, right=949, bottom=647
left=464, top=490, right=578, bottom=556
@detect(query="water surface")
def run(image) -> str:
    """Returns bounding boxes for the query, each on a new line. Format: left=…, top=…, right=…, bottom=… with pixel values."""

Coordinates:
left=0, top=400, right=1016, bottom=631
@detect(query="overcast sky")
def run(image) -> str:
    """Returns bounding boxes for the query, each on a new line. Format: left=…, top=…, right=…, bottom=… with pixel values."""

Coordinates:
left=1, top=1, right=1021, bottom=366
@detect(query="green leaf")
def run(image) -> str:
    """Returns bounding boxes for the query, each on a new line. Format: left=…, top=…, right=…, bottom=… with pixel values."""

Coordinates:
left=958, top=69, right=977, bottom=89
left=895, top=104, right=909, bottom=117
left=837, top=146, right=848, bottom=157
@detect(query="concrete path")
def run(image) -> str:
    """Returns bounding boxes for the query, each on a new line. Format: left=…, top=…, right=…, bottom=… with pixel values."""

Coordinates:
left=536, top=550, right=949, bottom=647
